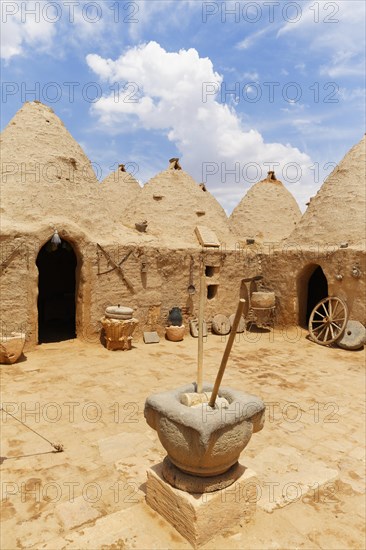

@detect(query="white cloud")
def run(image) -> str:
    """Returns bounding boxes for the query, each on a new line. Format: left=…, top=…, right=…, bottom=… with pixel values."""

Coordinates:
left=87, top=41, right=314, bottom=212
left=277, top=0, right=365, bottom=77
left=236, top=27, right=270, bottom=50
left=242, top=71, right=259, bottom=81
left=338, top=87, right=366, bottom=102
left=0, top=1, right=56, bottom=60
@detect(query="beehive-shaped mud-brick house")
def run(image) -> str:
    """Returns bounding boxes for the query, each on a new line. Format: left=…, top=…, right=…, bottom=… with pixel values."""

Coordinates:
left=99, top=163, right=142, bottom=218
left=261, top=135, right=366, bottom=327
left=1, top=102, right=364, bottom=349
left=229, top=171, right=302, bottom=243
left=290, top=135, right=366, bottom=247
left=0, top=101, right=150, bottom=347
left=123, top=158, right=235, bottom=248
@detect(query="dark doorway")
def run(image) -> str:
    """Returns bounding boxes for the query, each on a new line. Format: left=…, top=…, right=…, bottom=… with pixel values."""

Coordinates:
left=306, top=266, right=328, bottom=325
left=36, top=239, right=77, bottom=343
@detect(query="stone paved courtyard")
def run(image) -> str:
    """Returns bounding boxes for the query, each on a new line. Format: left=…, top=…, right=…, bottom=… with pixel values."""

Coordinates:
left=1, top=328, right=365, bottom=549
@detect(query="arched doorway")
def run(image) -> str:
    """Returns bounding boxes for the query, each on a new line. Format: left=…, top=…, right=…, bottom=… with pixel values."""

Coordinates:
left=297, top=264, right=328, bottom=327
left=36, top=239, right=77, bottom=343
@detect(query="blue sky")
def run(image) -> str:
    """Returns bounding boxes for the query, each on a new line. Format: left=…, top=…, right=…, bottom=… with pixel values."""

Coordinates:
left=1, top=0, right=365, bottom=213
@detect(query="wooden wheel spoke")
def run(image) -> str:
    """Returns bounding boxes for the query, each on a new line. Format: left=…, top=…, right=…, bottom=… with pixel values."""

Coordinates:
left=332, top=300, right=339, bottom=318
left=315, top=325, right=328, bottom=340
left=314, top=311, right=325, bottom=319
left=315, top=311, right=325, bottom=319
left=313, top=322, right=326, bottom=332
left=309, top=296, right=348, bottom=345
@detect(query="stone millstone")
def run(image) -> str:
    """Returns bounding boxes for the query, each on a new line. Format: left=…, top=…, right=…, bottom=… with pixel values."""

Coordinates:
left=337, top=320, right=366, bottom=350
left=189, top=319, right=208, bottom=338
left=162, top=456, right=242, bottom=493
left=212, top=314, right=231, bottom=335
left=105, top=306, right=134, bottom=320
left=229, top=313, right=246, bottom=333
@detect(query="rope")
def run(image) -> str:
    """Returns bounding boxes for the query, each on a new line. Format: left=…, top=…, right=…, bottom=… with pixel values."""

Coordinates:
left=1, top=407, right=64, bottom=452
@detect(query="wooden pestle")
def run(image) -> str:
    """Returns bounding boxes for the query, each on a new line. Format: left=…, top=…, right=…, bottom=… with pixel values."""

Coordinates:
left=208, top=298, right=246, bottom=408
left=197, top=272, right=206, bottom=393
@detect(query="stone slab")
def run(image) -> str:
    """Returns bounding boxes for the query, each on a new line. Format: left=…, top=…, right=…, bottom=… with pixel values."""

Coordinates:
left=143, top=331, right=160, bottom=344
left=189, top=319, right=208, bottom=338
left=55, top=495, right=101, bottom=530
left=194, top=225, right=220, bottom=247
left=349, top=446, right=365, bottom=461
left=244, top=445, right=339, bottom=513
left=33, top=503, right=185, bottom=549
left=146, top=461, right=258, bottom=548
left=98, top=432, right=151, bottom=463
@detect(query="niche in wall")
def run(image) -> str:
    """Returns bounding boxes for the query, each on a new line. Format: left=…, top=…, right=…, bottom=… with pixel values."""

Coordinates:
left=207, top=284, right=218, bottom=300
left=205, top=265, right=220, bottom=277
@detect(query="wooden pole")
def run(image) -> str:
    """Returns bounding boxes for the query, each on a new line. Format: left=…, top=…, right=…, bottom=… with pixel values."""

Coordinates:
left=208, top=298, right=245, bottom=407
left=197, top=273, right=206, bottom=393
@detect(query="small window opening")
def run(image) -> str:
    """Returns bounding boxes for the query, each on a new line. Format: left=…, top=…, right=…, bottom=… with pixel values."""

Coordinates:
left=205, top=265, right=220, bottom=277
left=207, top=284, right=218, bottom=299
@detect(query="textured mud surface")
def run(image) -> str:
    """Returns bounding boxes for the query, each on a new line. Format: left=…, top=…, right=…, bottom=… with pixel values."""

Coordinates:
left=0, top=329, right=365, bottom=549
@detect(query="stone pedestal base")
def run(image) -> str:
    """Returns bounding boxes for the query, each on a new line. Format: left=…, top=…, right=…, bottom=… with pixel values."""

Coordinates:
left=146, top=461, right=258, bottom=548
left=162, top=456, right=242, bottom=493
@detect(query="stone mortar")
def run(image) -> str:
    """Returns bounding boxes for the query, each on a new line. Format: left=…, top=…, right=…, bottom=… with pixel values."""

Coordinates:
left=144, top=382, right=265, bottom=477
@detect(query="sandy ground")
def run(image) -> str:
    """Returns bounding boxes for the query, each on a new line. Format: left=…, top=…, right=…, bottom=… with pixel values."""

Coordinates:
left=0, top=328, right=365, bottom=550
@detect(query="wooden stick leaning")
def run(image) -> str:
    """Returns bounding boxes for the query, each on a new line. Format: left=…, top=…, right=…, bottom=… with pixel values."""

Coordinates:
left=208, top=298, right=246, bottom=408
left=197, top=273, right=206, bottom=394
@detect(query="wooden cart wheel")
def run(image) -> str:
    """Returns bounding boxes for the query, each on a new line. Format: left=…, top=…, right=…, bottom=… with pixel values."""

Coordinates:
left=308, top=297, right=348, bottom=346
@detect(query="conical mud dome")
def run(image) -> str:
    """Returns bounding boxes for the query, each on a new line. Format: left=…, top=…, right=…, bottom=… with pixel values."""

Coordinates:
left=229, top=172, right=302, bottom=242
left=0, top=101, right=105, bottom=234
left=123, top=160, right=233, bottom=247
left=100, top=163, right=142, bottom=216
left=289, top=135, right=366, bottom=246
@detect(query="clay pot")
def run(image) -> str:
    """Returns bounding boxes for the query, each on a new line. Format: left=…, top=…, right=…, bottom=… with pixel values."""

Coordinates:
left=144, top=383, right=265, bottom=477
left=167, top=307, right=183, bottom=326
left=165, top=325, right=185, bottom=341
left=0, top=332, right=26, bottom=364
left=251, top=291, right=275, bottom=308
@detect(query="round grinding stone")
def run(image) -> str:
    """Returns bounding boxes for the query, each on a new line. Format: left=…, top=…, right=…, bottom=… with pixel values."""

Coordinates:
left=212, top=314, right=231, bottom=335
left=105, top=305, right=133, bottom=320
left=337, top=320, right=366, bottom=350
left=229, top=313, right=246, bottom=333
